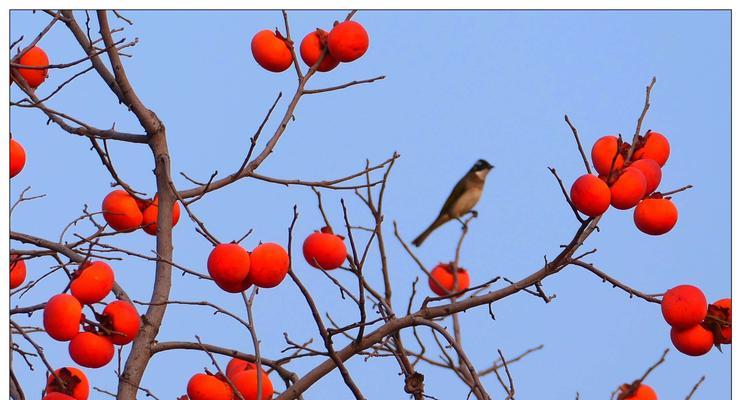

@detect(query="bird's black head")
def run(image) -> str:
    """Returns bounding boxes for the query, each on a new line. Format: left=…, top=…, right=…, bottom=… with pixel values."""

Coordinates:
left=472, top=159, right=494, bottom=172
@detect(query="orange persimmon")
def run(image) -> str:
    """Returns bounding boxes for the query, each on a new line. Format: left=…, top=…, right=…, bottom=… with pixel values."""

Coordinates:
left=428, top=263, right=470, bottom=297
left=631, top=131, right=670, bottom=166
left=634, top=197, right=678, bottom=235
left=43, top=393, right=77, bottom=400
left=70, top=261, right=114, bottom=305
left=708, top=298, right=732, bottom=344
left=251, top=30, right=292, bottom=73
left=186, top=373, right=233, bottom=400
left=303, top=227, right=347, bottom=270
left=609, top=167, right=646, bottom=210
left=68, top=332, right=115, bottom=368
left=140, top=195, right=181, bottom=235
left=231, top=369, right=274, bottom=400
left=46, top=367, right=90, bottom=400
left=327, top=21, right=369, bottom=62
left=10, top=138, right=26, bottom=178
left=207, top=243, right=251, bottom=292
left=570, top=174, right=611, bottom=217
left=248, top=242, right=289, bottom=288
left=619, top=384, right=657, bottom=400
left=661, top=284, right=707, bottom=329
left=43, top=294, right=82, bottom=341
left=102, top=190, right=144, bottom=232
left=300, top=29, right=339, bottom=72
left=671, top=324, right=714, bottom=356
left=226, top=357, right=257, bottom=379
left=629, top=158, right=662, bottom=196
left=102, top=300, right=141, bottom=345
left=17, top=46, right=49, bottom=88
left=591, top=135, right=624, bottom=176
left=10, top=255, right=26, bottom=289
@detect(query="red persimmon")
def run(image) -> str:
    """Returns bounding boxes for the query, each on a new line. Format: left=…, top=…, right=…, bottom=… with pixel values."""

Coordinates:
left=428, top=263, right=470, bottom=297
left=251, top=30, right=292, bottom=72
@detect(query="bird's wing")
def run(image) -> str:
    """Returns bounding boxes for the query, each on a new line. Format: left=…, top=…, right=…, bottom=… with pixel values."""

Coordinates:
left=436, top=176, right=467, bottom=218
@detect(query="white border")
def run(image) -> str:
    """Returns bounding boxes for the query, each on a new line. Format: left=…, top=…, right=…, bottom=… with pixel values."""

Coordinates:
left=2, top=3, right=736, bottom=400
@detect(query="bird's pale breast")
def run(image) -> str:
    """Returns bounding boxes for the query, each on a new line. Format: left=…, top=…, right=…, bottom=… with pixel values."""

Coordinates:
left=450, top=187, right=482, bottom=217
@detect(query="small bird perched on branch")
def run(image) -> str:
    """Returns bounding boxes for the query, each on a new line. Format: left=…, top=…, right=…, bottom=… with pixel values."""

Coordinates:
left=412, top=159, right=494, bottom=246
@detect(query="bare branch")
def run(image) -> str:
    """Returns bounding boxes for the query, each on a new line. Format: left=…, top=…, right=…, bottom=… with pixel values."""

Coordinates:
left=303, top=76, right=386, bottom=95
left=564, top=115, right=591, bottom=174
left=685, top=376, right=706, bottom=400
left=569, top=259, right=661, bottom=304
left=625, top=77, right=657, bottom=161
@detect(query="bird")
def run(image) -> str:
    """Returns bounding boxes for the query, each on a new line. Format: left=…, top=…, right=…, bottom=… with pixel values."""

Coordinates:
left=412, top=159, right=494, bottom=247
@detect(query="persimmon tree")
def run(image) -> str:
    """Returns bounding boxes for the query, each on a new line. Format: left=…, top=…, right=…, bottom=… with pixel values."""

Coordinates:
left=9, top=10, right=729, bottom=400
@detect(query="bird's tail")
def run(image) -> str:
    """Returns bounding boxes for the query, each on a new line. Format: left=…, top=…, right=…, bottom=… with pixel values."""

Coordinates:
left=412, top=217, right=446, bottom=247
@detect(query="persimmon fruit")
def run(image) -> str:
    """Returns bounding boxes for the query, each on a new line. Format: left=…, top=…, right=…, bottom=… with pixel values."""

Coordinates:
left=300, top=30, right=339, bottom=72
left=186, top=373, right=233, bottom=400
left=214, top=277, right=253, bottom=293
left=207, top=243, right=251, bottom=292
left=629, top=159, right=662, bottom=196
left=428, top=263, right=470, bottom=297
left=249, top=242, right=289, bottom=288
left=670, top=324, right=714, bottom=356
left=43, top=294, right=82, bottom=341
left=327, top=21, right=369, bottom=62
left=226, top=357, right=257, bottom=378
left=619, top=383, right=657, bottom=400
left=102, top=190, right=144, bottom=232
left=609, top=167, right=647, bottom=210
left=141, top=195, right=181, bottom=235
left=46, top=367, right=90, bottom=400
left=570, top=174, right=611, bottom=217
left=70, top=261, right=114, bottom=305
left=303, top=227, right=347, bottom=270
left=68, top=332, right=115, bottom=368
left=43, top=393, right=77, bottom=400
left=10, top=255, right=26, bottom=289
left=661, top=284, right=707, bottom=329
left=231, top=369, right=274, bottom=400
left=251, top=30, right=293, bottom=73
left=634, top=197, right=678, bottom=235
left=591, top=135, right=624, bottom=176
left=708, top=298, right=731, bottom=344
left=102, top=300, right=141, bottom=345
left=631, top=131, right=670, bottom=166
left=17, top=46, right=49, bottom=88
left=10, top=138, right=26, bottom=178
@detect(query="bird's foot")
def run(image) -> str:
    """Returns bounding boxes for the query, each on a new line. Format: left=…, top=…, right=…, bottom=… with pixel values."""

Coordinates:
left=469, top=210, right=479, bottom=218
left=455, top=217, right=467, bottom=229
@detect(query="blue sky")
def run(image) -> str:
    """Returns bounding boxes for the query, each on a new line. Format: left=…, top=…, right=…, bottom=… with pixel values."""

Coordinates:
left=10, top=10, right=730, bottom=399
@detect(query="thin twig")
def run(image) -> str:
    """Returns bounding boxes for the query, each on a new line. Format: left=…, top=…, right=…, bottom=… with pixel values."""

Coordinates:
left=564, top=115, right=591, bottom=174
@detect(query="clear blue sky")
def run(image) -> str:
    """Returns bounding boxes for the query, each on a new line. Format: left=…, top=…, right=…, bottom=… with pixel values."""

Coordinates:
left=10, top=10, right=730, bottom=399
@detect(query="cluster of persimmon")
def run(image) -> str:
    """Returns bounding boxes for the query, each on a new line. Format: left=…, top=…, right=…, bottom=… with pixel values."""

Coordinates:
left=207, top=225, right=351, bottom=292
left=41, top=260, right=140, bottom=369
left=184, top=357, right=273, bottom=400
left=102, top=190, right=181, bottom=235
left=617, top=382, right=657, bottom=400
left=207, top=241, right=290, bottom=293
left=10, top=46, right=47, bottom=232
left=427, top=262, right=471, bottom=297
left=660, top=285, right=731, bottom=356
left=570, top=131, right=679, bottom=235
left=251, top=20, right=369, bottom=73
